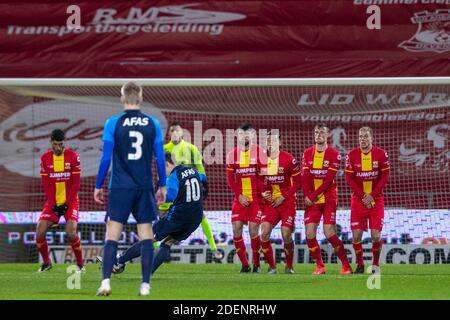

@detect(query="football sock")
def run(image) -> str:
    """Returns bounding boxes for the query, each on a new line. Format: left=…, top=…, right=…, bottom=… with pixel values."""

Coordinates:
left=70, top=235, right=84, bottom=267
left=233, top=236, right=249, bottom=266
left=260, top=239, right=276, bottom=269
left=152, top=242, right=171, bottom=274
left=284, top=240, right=294, bottom=268
left=306, top=237, right=324, bottom=267
left=372, top=240, right=382, bottom=266
left=140, top=239, right=154, bottom=284
left=102, top=240, right=118, bottom=280
left=36, top=236, right=50, bottom=265
left=250, top=235, right=261, bottom=267
left=352, top=241, right=364, bottom=266
left=327, top=234, right=350, bottom=267
left=117, top=241, right=141, bottom=264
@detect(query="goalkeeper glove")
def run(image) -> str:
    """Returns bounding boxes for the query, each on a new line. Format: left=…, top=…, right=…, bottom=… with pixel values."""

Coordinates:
left=201, top=181, right=208, bottom=200
left=52, top=204, right=68, bottom=217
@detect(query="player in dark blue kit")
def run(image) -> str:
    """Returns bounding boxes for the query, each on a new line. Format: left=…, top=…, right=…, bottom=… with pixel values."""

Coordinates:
left=94, top=82, right=166, bottom=297
left=107, top=152, right=204, bottom=275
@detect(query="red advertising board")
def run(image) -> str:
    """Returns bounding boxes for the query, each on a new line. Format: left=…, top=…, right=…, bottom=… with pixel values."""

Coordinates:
left=1, top=1, right=450, bottom=78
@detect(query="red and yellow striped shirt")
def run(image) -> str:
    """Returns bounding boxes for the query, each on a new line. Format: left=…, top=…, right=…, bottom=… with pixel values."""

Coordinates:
left=345, top=145, right=390, bottom=200
left=259, top=150, right=301, bottom=203
left=302, top=146, right=340, bottom=204
left=226, top=145, right=263, bottom=203
left=40, top=148, right=81, bottom=207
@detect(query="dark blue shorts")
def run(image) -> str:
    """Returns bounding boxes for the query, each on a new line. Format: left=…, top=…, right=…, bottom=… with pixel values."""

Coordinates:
left=106, top=189, right=157, bottom=224
left=154, top=216, right=202, bottom=242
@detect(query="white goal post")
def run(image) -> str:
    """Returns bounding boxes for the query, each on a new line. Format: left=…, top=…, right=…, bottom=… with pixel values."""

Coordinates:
left=1, top=77, right=450, bottom=86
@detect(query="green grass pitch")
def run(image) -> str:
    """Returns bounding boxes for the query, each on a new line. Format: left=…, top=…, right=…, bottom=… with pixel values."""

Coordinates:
left=0, top=263, right=449, bottom=300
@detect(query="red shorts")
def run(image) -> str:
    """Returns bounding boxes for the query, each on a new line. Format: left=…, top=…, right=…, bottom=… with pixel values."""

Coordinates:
left=350, top=196, right=384, bottom=231
left=231, top=199, right=262, bottom=224
left=39, top=202, right=79, bottom=224
left=261, top=198, right=296, bottom=230
left=304, top=201, right=337, bottom=225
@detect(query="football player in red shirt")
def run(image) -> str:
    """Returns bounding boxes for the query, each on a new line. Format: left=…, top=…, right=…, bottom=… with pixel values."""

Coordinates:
left=345, top=127, right=390, bottom=274
left=36, top=129, right=84, bottom=272
left=302, top=123, right=352, bottom=275
left=259, top=131, right=300, bottom=274
left=226, top=123, right=263, bottom=273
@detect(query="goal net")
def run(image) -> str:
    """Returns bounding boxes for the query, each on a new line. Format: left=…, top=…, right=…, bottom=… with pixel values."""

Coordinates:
left=0, top=78, right=449, bottom=264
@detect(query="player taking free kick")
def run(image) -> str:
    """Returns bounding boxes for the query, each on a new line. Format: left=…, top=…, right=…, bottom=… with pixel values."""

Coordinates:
left=164, top=122, right=222, bottom=260
left=99, top=153, right=204, bottom=275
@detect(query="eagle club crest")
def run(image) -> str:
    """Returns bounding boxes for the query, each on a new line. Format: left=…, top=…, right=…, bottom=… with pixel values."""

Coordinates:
left=399, top=10, right=450, bottom=53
